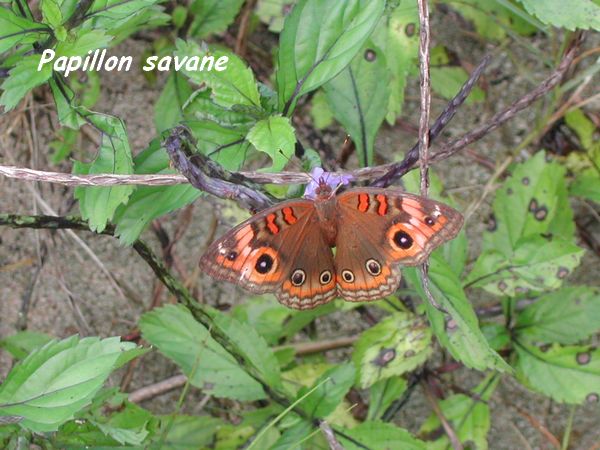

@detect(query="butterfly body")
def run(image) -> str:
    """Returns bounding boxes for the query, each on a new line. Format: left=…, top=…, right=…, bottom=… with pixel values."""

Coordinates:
left=200, top=180, right=463, bottom=310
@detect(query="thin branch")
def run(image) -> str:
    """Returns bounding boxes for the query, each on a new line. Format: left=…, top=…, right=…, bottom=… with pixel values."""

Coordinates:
left=422, top=381, right=464, bottom=450
left=128, top=374, right=187, bottom=404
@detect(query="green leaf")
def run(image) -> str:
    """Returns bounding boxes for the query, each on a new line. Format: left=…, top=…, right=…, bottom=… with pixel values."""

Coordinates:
left=55, top=29, right=112, bottom=58
left=420, top=377, right=497, bottom=450
left=517, top=0, right=600, bottom=30
left=515, top=286, right=600, bottom=344
left=277, top=0, right=385, bottom=113
left=0, top=336, right=141, bottom=432
left=353, top=312, right=432, bottom=388
left=41, top=0, right=63, bottom=29
left=297, top=364, right=355, bottom=418
left=176, top=40, right=261, bottom=108
left=323, top=41, right=390, bottom=166
left=185, top=119, right=250, bottom=170
left=0, top=7, right=49, bottom=53
left=482, top=151, right=575, bottom=254
left=156, top=415, right=224, bottom=450
left=339, top=421, right=426, bottom=450
left=571, top=170, right=600, bottom=203
left=566, top=109, right=600, bottom=204
left=269, top=419, right=314, bottom=450
left=232, top=296, right=293, bottom=345
left=188, top=0, right=245, bottom=38
left=73, top=113, right=134, bottom=233
left=154, top=72, right=193, bottom=131
left=372, top=1, right=419, bottom=123
left=309, top=89, right=334, bottom=129
left=430, top=66, right=485, bottom=103
left=515, top=342, right=600, bottom=404
left=139, top=304, right=266, bottom=401
left=256, top=0, right=295, bottom=33
left=113, top=139, right=201, bottom=244
left=0, top=54, right=53, bottom=111
left=204, top=307, right=283, bottom=390
left=466, top=235, right=584, bottom=296
left=405, top=253, right=512, bottom=372
left=92, top=401, right=154, bottom=445
left=246, top=115, right=296, bottom=171
left=367, top=377, right=407, bottom=421
left=0, top=331, right=53, bottom=360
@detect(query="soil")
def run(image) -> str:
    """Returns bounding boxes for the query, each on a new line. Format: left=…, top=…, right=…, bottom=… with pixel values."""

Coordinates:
left=1, top=10, right=600, bottom=450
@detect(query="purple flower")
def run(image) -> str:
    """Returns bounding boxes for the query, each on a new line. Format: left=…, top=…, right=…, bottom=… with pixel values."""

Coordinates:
left=304, top=167, right=354, bottom=199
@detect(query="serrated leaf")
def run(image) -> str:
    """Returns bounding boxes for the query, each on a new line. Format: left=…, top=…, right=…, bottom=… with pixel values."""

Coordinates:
left=0, top=54, right=53, bottom=111
left=482, top=151, right=575, bottom=254
left=297, top=364, right=355, bottom=419
left=517, top=0, right=600, bottom=30
left=431, top=66, right=485, bottom=103
left=515, top=342, right=600, bottom=404
left=139, top=304, right=266, bottom=401
left=323, top=41, right=390, bottom=166
left=405, top=254, right=512, bottom=373
left=0, top=8, right=49, bottom=53
left=176, top=40, right=261, bottom=108
left=466, top=235, right=584, bottom=296
left=277, top=0, right=385, bottom=113
left=420, top=377, right=497, bottom=450
left=367, top=377, right=407, bottom=420
left=353, top=312, right=432, bottom=388
left=0, top=331, right=53, bottom=360
left=113, top=139, right=201, bottom=244
left=0, top=336, right=141, bottom=432
left=339, top=421, right=425, bottom=450
left=156, top=415, right=224, bottom=450
left=73, top=114, right=134, bottom=233
left=188, top=0, right=245, bottom=38
left=515, top=286, right=600, bottom=344
left=246, top=115, right=296, bottom=171
left=204, top=307, right=283, bottom=390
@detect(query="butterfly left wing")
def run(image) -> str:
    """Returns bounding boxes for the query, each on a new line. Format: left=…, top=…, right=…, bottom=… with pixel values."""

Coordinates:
left=334, top=188, right=463, bottom=302
left=199, top=200, right=337, bottom=310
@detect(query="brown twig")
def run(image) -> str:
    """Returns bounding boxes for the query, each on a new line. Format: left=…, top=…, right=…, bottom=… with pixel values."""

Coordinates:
left=319, top=420, right=344, bottom=450
left=274, top=336, right=357, bottom=356
left=422, top=380, right=464, bottom=450
left=128, top=374, right=187, bottom=403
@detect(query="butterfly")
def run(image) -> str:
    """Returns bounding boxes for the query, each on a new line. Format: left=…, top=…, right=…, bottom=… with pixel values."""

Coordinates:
left=200, top=176, right=463, bottom=310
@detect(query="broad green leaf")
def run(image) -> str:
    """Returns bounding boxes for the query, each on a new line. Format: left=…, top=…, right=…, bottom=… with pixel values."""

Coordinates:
left=92, top=401, right=153, bottom=445
left=184, top=89, right=258, bottom=129
left=73, top=113, right=134, bottom=233
left=101, top=5, right=170, bottom=44
left=0, top=8, right=49, bottom=53
left=353, top=312, right=432, bottom=388
left=0, top=336, right=141, bottom=432
left=54, top=420, right=123, bottom=447
left=113, top=139, right=201, bottom=244
left=367, top=377, right=407, bottom=421
left=515, top=343, right=600, bottom=404
left=309, top=89, right=334, bottom=129
left=232, top=296, right=293, bottom=345
left=49, top=79, right=85, bottom=130
left=0, top=331, right=53, bottom=360
left=204, top=307, right=283, bottom=390
left=246, top=115, right=296, bottom=171
left=0, top=54, right=53, bottom=111
left=571, top=170, right=600, bottom=203
left=297, top=364, right=355, bottom=419
left=176, top=40, right=261, bottom=108
left=482, top=151, right=575, bottom=254
left=481, top=323, right=511, bottom=351
left=256, top=0, right=295, bottom=33
left=405, top=253, right=512, bottom=372
left=55, top=29, right=112, bottom=58
left=41, top=0, right=62, bottom=29
left=158, top=69, right=191, bottom=118
left=156, top=415, right=224, bottom=450
left=323, top=41, right=390, bottom=166
left=86, top=0, right=163, bottom=22
left=188, top=0, right=245, bottom=38
left=466, top=235, right=584, bottom=296
left=515, top=286, right=600, bottom=344
left=339, top=421, right=425, bottom=450
left=441, top=0, right=538, bottom=41
left=277, top=0, right=385, bottom=113
left=430, top=66, right=485, bottom=103
left=269, top=419, right=314, bottom=450
left=420, top=376, right=497, bottom=450
left=139, top=304, right=266, bottom=401
left=517, top=0, right=600, bottom=30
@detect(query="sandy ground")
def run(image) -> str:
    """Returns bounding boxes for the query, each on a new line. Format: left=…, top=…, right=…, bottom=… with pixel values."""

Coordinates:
left=1, top=13, right=600, bottom=449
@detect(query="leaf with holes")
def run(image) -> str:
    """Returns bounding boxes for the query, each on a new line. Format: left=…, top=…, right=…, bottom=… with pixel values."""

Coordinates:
left=139, top=304, right=266, bottom=401
left=353, top=312, right=432, bottom=388
left=515, top=286, right=600, bottom=344
left=515, top=343, right=600, bottom=404
left=465, top=235, right=584, bottom=297
left=405, top=253, right=512, bottom=373
left=323, top=41, right=390, bottom=166
left=277, top=0, right=385, bottom=113
left=0, top=336, right=143, bottom=432
left=338, top=421, right=425, bottom=450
